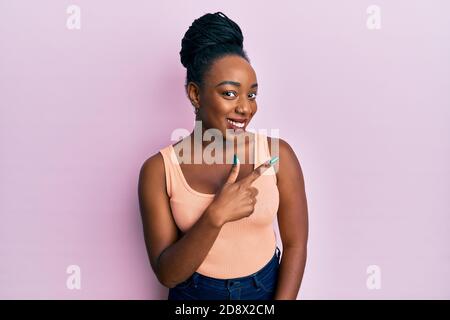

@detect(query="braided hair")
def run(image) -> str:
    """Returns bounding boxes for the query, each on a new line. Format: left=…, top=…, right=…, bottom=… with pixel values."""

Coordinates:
left=180, top=12, right=250, bottom=93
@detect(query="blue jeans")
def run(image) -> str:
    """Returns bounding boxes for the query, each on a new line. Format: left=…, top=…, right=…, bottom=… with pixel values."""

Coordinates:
left=168, top=247, right=281, bottom=300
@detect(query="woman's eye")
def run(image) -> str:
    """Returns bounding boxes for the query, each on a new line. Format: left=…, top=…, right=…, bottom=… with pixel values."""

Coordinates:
left=222, top=91, right=257, bottom=99
left=223, top=91, right=237, bottom=98
left=248, top=93, right=257, bottom=99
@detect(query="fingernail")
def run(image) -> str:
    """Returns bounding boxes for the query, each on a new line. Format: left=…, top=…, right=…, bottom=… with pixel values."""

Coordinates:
left=233, top=154, right=240, bottom=165
left=269, top=156, right=279, bottom=166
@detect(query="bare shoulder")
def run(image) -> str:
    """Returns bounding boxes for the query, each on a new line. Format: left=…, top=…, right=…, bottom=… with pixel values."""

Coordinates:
left=141, top=151, right=164, bottom=173
left=267, top=136, right=303, bottom=180
left=267, top=136, right=299, bottom=162
left=139, top=152, right=165, bottom=190
left=267, top=136, right=294, bottom=155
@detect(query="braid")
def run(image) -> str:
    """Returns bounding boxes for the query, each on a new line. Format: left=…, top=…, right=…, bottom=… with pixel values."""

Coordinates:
left=180, top=12, right=250, bottom=92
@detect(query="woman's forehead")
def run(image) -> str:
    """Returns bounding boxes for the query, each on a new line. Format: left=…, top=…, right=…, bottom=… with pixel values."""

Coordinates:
left=206, top=56, right=257, bottom=85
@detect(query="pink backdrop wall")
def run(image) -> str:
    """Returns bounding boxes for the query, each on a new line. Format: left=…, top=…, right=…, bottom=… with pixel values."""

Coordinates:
left=1, top=0, right=449, bottom=299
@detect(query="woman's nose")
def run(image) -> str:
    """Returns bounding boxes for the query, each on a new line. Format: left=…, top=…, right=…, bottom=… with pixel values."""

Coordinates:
left=236, top=100, right=252, bottom=115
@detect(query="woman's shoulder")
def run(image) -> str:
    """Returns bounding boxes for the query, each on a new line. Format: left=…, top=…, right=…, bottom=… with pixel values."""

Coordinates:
left=139, top=136, right=186, bottom=184
left=142, top=137, right=183, bottom=170
left=266, top=135, right=291, bottom=156
left=266, top=136, right=302, bottom=176
left=139, top=150, right=166, bottom=186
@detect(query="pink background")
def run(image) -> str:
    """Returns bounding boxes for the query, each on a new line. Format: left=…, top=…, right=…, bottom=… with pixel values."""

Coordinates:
left=1, top=0, right=449, bottom=299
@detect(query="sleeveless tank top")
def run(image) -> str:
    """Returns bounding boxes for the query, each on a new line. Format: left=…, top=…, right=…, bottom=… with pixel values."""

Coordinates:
left=159, top=132, right=279, bottom=279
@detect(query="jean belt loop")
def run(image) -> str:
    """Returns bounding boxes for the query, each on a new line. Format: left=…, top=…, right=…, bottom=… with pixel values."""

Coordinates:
left=276, top=247, right=281, bottom=262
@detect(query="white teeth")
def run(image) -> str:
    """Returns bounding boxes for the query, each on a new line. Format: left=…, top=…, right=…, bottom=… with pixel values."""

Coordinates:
left=227, top=119, right=245, bottom=128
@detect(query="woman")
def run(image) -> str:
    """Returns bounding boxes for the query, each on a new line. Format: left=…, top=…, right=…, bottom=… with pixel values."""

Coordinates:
left=138, top=12, right=308, bottom=300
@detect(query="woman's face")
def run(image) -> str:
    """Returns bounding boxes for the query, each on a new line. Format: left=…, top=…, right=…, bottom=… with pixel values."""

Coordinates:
left=188, top=55, right=258, bottom=140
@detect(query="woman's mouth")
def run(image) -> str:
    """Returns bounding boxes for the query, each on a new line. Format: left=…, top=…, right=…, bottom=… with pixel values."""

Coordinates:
left=226, top=118, right=247, bottom=131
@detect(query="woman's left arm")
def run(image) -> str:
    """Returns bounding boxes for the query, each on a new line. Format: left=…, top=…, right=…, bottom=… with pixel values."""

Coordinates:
left=270, top=138, right=309, bottom=300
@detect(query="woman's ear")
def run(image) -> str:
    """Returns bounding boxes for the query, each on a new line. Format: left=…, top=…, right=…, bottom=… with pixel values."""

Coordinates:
left=187, top=81, right=201, bottom=108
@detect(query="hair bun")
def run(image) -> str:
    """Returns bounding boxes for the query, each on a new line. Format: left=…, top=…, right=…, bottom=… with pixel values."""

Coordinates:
left=180, top=12, right=244, bottom=68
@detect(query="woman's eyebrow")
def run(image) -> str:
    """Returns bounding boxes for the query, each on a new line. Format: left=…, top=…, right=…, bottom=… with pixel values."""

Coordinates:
left=215, top=80, right=258, bottom=88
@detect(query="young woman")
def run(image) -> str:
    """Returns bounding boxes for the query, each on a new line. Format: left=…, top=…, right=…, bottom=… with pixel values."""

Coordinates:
left=138, top=12, right=308, bottom=300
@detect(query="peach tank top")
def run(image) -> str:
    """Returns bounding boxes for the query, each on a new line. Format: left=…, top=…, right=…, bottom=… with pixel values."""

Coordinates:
left=159, top=132, right=279, bottom=279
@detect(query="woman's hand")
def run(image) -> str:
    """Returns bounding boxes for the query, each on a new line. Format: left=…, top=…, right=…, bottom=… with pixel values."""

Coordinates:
left=207, top=155, right=278, bottom=226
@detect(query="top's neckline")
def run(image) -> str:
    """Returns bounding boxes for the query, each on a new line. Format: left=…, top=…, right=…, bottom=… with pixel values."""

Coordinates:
left=169, top=133, right=258, bottom=198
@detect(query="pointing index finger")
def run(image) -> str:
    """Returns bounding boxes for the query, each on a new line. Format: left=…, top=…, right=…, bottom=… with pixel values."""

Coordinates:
left=240, top=156, right=279, bottom=185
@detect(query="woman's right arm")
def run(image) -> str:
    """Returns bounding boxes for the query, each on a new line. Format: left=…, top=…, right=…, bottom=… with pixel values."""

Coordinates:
left=138, top=152, right=270, bottom=288
left=137, top=153, right=224, bottom=288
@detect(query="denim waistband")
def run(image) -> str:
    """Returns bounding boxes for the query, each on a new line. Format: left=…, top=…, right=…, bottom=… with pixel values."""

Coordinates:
left=188, top=246, right=281, bottom=290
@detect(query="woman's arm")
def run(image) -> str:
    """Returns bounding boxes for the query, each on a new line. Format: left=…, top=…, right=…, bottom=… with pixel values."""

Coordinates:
left=138, top=153, right=224, bottom=289
left=270, top=138, right=309, bottom=300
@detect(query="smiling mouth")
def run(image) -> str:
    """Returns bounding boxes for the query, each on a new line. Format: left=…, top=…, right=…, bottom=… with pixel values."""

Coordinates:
left=226, top=118, right=247, bottom=131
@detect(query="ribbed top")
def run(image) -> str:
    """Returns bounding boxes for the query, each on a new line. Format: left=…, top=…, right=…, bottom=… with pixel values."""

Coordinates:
left=159, top=132, right=279, bottom=279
